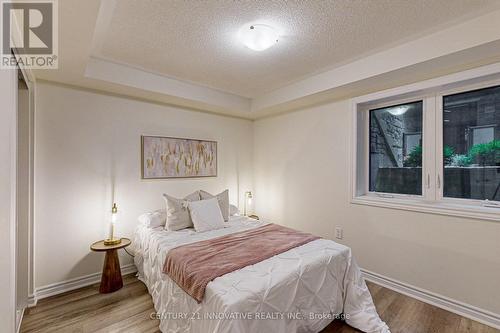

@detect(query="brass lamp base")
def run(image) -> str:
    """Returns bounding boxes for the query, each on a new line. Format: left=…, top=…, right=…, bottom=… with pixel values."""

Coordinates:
left=104, top=238, right=122, bottom=246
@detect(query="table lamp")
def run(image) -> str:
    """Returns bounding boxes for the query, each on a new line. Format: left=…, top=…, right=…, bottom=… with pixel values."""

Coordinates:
left=104, top=203, right=122, bottom=245
left=244, top=191, right=253, bottom=216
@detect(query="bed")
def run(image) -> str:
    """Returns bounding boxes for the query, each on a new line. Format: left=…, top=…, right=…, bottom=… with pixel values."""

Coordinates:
left=132, top=215, right=389, bottom=333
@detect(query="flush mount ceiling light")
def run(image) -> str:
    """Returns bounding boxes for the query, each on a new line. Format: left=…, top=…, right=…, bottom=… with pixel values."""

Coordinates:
left=387, top=105, right=410, bottom=116
left=239, top=24, right=279, bottom=51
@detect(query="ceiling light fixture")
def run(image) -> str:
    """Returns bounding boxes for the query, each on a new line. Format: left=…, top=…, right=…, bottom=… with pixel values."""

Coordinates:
left=387, top=105, right=410, bottom=116
left=239, top=24, right=279, bottom=51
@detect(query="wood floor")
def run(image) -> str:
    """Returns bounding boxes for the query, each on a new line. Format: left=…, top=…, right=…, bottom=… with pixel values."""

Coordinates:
left=21, top=274, right=499, bottom=333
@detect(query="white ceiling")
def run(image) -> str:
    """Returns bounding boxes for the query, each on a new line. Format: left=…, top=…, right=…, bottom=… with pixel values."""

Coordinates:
left=34, top=0, right=500, bottom=118
left=96, top=0, right=499, bottom=97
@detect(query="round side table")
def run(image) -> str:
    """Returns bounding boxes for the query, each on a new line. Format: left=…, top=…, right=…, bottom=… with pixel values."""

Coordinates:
left=90, top=238, right=131, bottom=294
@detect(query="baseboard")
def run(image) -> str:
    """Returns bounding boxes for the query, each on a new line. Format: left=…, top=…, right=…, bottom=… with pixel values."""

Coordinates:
left=27, top=294, right=37, bottom=307
left=29, top=264, right=137, bottom=306
left=16, top=307, right=25, bottom=333
left=361, top=269, right=500, bottom=330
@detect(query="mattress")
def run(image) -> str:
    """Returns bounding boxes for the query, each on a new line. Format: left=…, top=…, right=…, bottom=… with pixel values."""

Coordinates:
left=132, top=216, right=389, bottom=333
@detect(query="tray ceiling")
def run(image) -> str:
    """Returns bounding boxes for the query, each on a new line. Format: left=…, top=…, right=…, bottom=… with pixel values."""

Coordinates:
left=97, top=0, right=499, bottom=97
left=33, top=0, right=500, bottom=118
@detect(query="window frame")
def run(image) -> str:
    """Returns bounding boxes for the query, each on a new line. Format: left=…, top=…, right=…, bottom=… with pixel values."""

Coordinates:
left=350, top=64, right=500, bottom=222
left=436, top=78, right=500, bottom=207
left=362, top=96, right=430, bottom=200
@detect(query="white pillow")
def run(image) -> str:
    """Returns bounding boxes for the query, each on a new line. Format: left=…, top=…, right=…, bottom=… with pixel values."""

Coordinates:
left=229, top=204, right=239, bottom=216
left=138, top=209, right=167, bottom=228
left=188, top=198, right=225, bottom=233
left=199, top=189, right=229, bottom=221
left=163, top=191, right=200, bottom=231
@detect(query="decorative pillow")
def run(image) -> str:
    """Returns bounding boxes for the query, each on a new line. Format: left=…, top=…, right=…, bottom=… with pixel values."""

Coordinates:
left=188, top=198, right=225, bottom=233
left=138, top=209, right=167, bottom=228
left=163, top=191, right=200, bottom=231
left=199, top=189, right=229, bottom=221
left=229, top=204, right=239, bottom=216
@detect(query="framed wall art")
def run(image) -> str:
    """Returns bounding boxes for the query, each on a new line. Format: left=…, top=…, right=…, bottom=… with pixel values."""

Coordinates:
left=141, top=135, right=217, bottom=179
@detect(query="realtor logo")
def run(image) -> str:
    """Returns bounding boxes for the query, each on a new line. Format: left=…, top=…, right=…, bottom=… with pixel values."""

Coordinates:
left=1, top=0, right=58, bottom=69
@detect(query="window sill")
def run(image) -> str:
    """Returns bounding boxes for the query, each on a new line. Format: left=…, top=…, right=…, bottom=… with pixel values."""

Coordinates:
left=351, top=195, right=500, bottom=222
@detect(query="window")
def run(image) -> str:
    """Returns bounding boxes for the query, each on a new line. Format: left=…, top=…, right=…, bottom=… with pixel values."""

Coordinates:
left=352, top=71, right=500, bottom=221
left=443, top=86, right=500, bottom=201
left=369, top=101, right=423, bottom=195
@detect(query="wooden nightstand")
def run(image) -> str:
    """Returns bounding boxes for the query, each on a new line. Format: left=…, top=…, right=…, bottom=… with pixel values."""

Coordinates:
left=90, top=238, right=131, bottom=294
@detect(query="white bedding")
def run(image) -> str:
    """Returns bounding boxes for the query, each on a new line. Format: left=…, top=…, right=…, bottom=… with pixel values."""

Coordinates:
left=132, top=216, right=390, bottom=333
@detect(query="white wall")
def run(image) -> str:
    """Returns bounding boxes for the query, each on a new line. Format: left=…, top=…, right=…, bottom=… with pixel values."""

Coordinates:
left=253, top=99, right=500, bottom=315
left=34, top=82, right=253, bottom=288
left=0, top=69, right=18, bottom=333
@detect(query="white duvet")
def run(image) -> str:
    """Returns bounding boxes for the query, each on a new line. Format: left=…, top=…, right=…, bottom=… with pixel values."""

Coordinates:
left=132, top=216, right=390, bottom=333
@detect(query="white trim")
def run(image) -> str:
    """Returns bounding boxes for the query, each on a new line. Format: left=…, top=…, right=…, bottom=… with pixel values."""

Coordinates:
left=85, top=57, right=251, bottom=115
left=361, top=269, right=500, bottom=330
left=15, top=307, right=24, bottom=333
left=436, top=95, right=444, bottom=201
left=359, top=96, right=430, bottom=198
left=352, top=62, right=500, bottom=106
left=26, top=294, right=36, bottom=308
left=423, top=97, right=437, bottom=201
left=15, top=308, right=24, bottom=333
left=10, top=69, right=19, bottom=333
left=27, top=79, right=36, bottom=305
left=28, top=264, right=137, bottom=306
left=351, top=195, right=500, bottom=222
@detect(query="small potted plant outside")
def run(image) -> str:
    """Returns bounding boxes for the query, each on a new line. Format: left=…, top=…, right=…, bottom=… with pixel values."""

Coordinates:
left=469, top=140, right=500, bottom=166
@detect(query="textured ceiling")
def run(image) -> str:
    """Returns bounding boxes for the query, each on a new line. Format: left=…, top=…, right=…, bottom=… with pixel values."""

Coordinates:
left=97, top=0, right=500, bottom=98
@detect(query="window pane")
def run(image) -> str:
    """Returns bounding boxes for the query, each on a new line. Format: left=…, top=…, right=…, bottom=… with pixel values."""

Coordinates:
left=369, top=101, right=423, bottom=195
left=443, top=85, right=500, bottom=201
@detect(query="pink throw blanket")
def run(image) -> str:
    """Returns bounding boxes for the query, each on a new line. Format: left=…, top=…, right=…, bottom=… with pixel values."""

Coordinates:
left=163, top=223, right=320, bottom=303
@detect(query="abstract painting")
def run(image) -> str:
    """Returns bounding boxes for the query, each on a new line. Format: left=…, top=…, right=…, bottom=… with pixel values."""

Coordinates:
left=141, top=136, right=217, bottom=179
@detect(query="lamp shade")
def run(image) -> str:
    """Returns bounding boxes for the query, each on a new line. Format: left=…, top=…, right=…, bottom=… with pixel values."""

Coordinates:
left=105, top=203, right=121, bottom=245
left=244, top=191, right=253, bottom=216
